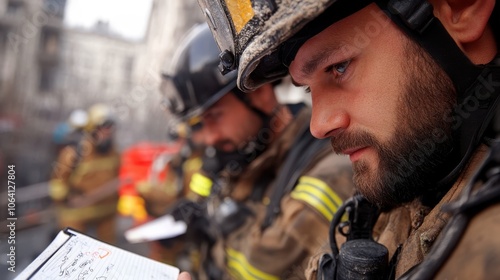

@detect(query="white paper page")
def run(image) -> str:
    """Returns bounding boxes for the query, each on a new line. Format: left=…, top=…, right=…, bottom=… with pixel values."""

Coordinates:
left=17, top=229, right=179, bottom=280
left=15, top=231, right=72, bottom=280
left=125, top=215, right=187, bottom=243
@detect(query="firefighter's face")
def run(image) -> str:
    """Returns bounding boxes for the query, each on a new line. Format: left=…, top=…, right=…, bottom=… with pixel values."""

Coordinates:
left=289, top=4, right=455, bottom=209
left=91, top=123, right=113, bottom=143
left=199, top=93, right=263, bottom=153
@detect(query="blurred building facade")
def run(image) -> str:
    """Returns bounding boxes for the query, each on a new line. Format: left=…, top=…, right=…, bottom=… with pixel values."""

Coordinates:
left=0, top=0, right=204, bottom=186
left=0, top=0, right=67, bottom=186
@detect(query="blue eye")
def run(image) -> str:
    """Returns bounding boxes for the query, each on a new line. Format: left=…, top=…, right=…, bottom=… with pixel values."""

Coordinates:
left=333, top=60, right=350, bottom=74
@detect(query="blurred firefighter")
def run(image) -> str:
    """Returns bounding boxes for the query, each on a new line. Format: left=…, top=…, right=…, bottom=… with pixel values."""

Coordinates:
left=51, top=109, right=88, bottom=159
left=137, top=122, right=204, bottom=218
left=135, top=121, right=205, bottom=273
left=162, top=24, right=355, bottom=280
left=49, top=104, right=121, bottom=244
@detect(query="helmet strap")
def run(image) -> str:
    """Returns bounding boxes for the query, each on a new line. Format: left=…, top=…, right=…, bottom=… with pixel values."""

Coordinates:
left=376, top=0, right=483, bottom=94
left=232, top=87, right=276, bottom=122
left=230, top=88, right=284, bottom=163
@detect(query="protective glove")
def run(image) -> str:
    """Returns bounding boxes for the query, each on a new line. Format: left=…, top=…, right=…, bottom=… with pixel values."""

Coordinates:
left=158, top=198, right=215, bottom=247
left=169, top=199, right=206, bottom=224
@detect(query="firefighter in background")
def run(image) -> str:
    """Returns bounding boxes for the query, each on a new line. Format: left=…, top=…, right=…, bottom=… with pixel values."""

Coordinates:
left=51, top=109, right=89, bottom=153
left=49, top=104, right=121, bottom=244
left=135, top=121, right=205, bottom=273
left=137, top=122, right=204, bottom=218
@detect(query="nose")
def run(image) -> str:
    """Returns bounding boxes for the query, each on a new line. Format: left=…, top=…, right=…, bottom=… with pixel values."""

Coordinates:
left=309, top=88, right=350, bottom=139
left=202, top=124, right=221, bottom=147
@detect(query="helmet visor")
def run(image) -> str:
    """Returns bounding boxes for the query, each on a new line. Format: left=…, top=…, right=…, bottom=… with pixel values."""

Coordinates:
left=160, top=77, right=186, bottom=116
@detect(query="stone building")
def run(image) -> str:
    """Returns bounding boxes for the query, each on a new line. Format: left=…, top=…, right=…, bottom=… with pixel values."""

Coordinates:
left=0, top=0, right=67, bottom=186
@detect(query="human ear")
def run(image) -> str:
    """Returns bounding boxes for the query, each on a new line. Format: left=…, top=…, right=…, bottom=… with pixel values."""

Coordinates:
left=430, top=0, right=495, bottom=43
left=429, top=0, right=496, bottom=63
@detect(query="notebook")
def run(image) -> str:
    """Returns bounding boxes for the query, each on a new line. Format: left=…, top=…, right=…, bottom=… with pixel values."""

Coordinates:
left=15, top=227, right=179, bottom=280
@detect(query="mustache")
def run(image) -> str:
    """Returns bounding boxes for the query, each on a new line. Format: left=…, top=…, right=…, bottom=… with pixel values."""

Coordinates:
left=330, top=130, right=378, bottom=154
left=213, top=140, right=236, bottom=151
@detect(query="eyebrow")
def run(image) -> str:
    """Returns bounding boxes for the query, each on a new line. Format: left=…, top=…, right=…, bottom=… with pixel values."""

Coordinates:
left=300, top=44, right=344, bottom=78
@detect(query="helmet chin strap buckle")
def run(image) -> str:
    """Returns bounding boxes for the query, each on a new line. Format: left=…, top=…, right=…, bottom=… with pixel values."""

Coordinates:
left=387, top=0, right=434, bottom=34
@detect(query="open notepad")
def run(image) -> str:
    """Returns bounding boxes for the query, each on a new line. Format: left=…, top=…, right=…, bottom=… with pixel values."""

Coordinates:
left=15, top=228, right=179, bottom=280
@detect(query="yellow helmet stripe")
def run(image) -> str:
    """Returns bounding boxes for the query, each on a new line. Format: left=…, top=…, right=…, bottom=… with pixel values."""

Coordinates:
left=227, top=248, right=279, bottom=280
left=189, top=172, right=213, bottom=197
left=225, top=0, right=254, bottom=34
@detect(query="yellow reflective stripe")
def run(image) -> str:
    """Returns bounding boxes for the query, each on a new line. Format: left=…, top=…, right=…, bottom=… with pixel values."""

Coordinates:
left=290, top=176, right=342, bottom=221
left=189, top=172, right=213, bottom=197
left=49, top=179, right=69, bottom=200
left=228, top=266, right=247, bottom=280
left=225, top=0, right=254, bottom=33
left=291, top=191, right=334, bottom=221
left=226, top=248, right=279, bottom=280
left=299, top=176, right=343, bottom=208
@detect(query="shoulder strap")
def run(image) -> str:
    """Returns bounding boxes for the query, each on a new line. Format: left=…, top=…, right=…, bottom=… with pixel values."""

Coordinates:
left=260, top=121, right=330, bottom=230
left=249, top=102, right=308, bottom=202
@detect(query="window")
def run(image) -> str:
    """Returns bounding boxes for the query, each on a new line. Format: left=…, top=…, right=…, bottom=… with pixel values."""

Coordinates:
left=39, top=67, right=57, bottom=92
left=7, top=0, right=23, bottom=16
left=43, top=0, right=66, bottom=19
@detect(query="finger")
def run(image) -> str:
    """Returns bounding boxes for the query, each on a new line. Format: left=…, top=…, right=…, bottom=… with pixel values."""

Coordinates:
left=178, top=271, right=192, bottom=280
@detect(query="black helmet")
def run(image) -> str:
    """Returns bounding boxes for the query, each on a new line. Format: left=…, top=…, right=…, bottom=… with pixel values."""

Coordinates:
left=161, top=23, right=237, bottom=121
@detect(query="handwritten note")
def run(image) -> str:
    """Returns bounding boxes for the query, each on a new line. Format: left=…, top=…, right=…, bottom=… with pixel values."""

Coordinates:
left=15, top=229, right=179, bottom=280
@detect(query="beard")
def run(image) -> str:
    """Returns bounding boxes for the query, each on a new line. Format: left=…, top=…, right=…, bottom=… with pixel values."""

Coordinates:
left=331, top=37, right=456, bottom=210
left=211, top=134, right=272, bottom=177
left=95, top=138, right=113, bottom=154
